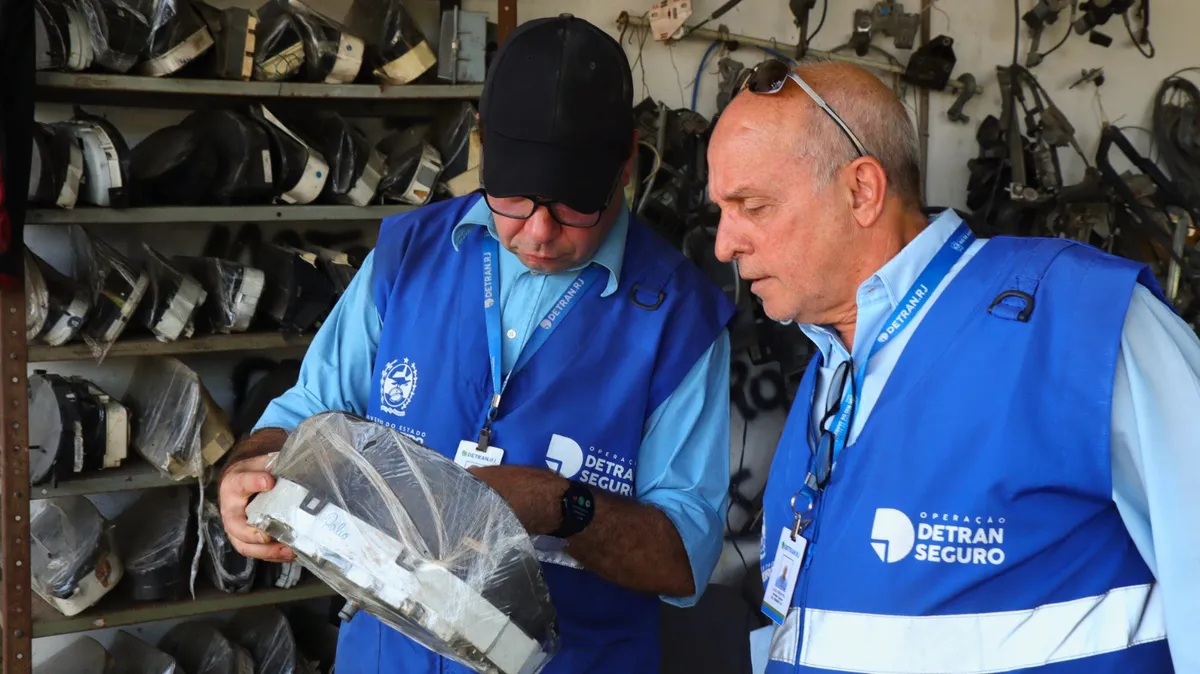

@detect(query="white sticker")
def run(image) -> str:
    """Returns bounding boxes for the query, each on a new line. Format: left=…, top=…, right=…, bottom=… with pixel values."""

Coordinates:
left=261, top=149, right=273, bottom=185
left=73, top=421, right=84, bottom=472
left=324, top=33, right=364, bottom=84
left=762, top=527, right=807, bottom=626
left=454, top=440, right=504, bottom=469
left=140, top=26, right=214, bottom=76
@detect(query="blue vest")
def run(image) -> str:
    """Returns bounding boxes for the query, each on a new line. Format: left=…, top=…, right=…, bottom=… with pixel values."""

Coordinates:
left=762, top=236, right=1173, bottom=673
left=334, top=194, right=735, bottom=674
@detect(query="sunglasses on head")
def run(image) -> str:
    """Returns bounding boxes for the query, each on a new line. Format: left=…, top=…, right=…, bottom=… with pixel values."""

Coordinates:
left=736, top=58, right=869, bottom=159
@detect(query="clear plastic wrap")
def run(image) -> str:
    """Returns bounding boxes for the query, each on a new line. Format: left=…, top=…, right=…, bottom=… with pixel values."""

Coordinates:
left=72, top=227, right=149, bottom=361
left=436, top=102, right=479, bottom=183
left=201, top=499, right=257, bottom=593
left=33, top=635, right=108, bottom=674
left=138, top=243, right=208, bottom=342
left=181, top=109, right=278, bottom=205
left=108, top=630, right=185, bottom=674
left=277, top=111, right=382, bottom=206
left=227, top=606, right=316, bottom=674
left=173, top=256, right=264, bottom=334
left=124, top=357, right=234, bottom=480
left=252, top=242, right=336, bottom=333
left=73, top=0, right=170, bottom=74
left=26, top=248, right=92, bottom=347
left=378, top=140, right=442, bottom=206
left=244, top=411, right=559, bottom=674
left=114, top=488, right=196, bottom=601
left=253, top=0, right=306, bottom=81
left=248, top=104, right=330, bottom=205
left=128, top=123, right=217, bottom=206
left=288, top=0, right=434, bottom=85
left=30, top=496, right=124, bottom=617
left=68, top=107, right=132, bottom=208
left=137, top=0, right=213, bottom=77
left=292, top=6, right=363, bottom=84
left=159, top=621, right=258, bottom=674
left=25, top=250, right=50, bottom=341
left=30, top=121, right=85, bottom=209
left=28, top=372, right=130, bottom=486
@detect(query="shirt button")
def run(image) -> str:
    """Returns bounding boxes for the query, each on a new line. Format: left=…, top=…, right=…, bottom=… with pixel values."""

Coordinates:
left=506, top=329, right=517, bottom=339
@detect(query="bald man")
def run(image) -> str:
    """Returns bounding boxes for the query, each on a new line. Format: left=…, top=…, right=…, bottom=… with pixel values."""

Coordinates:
left=708, top=58, right=1200, bottom=673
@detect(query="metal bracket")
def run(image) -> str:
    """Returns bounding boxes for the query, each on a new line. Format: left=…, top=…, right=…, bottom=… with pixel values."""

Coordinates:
left=947, top=73, right=977, bottom=123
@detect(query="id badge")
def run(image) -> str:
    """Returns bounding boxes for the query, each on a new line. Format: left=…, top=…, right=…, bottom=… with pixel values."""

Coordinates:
left=454, top=440, right=505, bottom=469
left=762, top=527, right=808, bottom=625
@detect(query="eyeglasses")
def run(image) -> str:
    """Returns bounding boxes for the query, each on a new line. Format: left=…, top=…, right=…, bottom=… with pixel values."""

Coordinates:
left=480, top=167, right=623, bottom=229
left=810, top=359, right=855, bottom=492
left=736, top=58, right=869, bottom=159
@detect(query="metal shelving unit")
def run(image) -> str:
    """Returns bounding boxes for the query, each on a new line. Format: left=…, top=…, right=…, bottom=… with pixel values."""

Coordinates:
left=3, top=61, right=488, bottom=669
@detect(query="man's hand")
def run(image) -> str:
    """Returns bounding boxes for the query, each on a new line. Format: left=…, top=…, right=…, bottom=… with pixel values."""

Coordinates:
left=468, top=465, right=566, bottom=535
left=218, top=453, right=294, bottom=563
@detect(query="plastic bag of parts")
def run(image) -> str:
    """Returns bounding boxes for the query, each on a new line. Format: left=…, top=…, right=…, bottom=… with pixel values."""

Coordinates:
left=245, top=412, right=559, bottom=674
left=115, top=488, right=197, bottom=602
left=107, top=630, right=186, bottom=674
left=138, top=0, right=214, bottom=77
left=30, top=121, right=85, bottom=209
left=66, top=107, right=132, bottom=208
left=173, top=256, right=264, bottom=334
left=72, top=227, right=150, bottom=361
left=124, top=356, right=234, bottom=480
left=298, top=0, right=436, bottom=85
left=278, top=112, right=383, bottom=206
left=254, top=1, right=361, bottom=84
left=28, top=372, right=129, bottom=486
left=201, top=499, right=258, bottom=593
left=252, top=242, right=335, bottom=333
left=159, top=620, right=258, bottom=674
left=309, top=245, right=358, bottom=296
left=24, top=249, right=91, bottom=347
left=192, top=2, right=257, bottom=80
left=30, top=496, right=124, bottom=617
left=230, top=357, right=301, bottom=438
left=33, top=635, right=108, bottom=674
left=36, top=0, right=97, bottom=72
left=378, top=140, right=442, bottom=206
left=71, top=0, right=173, bottom=74
left=137, top=244, right=208, bottom=342
left=248, top=104, right=330, bottom=205
left=436, top=102, right=478, bottom=183
left=228, top=606, right=318, bottom=674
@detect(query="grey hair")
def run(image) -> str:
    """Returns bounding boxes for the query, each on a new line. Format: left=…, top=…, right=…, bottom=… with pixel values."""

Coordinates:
left=788, top=54, right=923, bottom=207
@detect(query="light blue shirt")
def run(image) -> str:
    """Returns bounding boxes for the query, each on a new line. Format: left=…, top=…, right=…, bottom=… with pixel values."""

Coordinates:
left=256, top=198, right=732, bottom=607
left=749, top=210, right=1200, bottom=671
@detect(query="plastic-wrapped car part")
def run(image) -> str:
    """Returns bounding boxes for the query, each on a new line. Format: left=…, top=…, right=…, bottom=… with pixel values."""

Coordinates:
left=248, top=104, right=329, bottom=205
left=278, top=111, right=382, bottom=206
left=138, top=0, right=213, bottom=77
left=348, top=0, right=436, bottom=85
left=193, top=2, right=256, bottom=80
left=378, top=141, right=442, bottom=206
left=33, top=635, right=108, bottom=674
left=67, top=107, right=132, bottom=208
left=436, top=102, right=478, bottom=183
left=159, top=621, right=258, bottom=674
left=308, top=245, right=358, bottom=295
left=28, top=372, right=129, bottom=486
left=184, top=109, right=279, bottom=205
left=230, top=357, right=301, bottom=438
left=25, top=250, right=50, bottom=341
left=124, top=357, right=235, bottom=480
left=107, top=630, right=185, bottom=674
left=227, top=607, right=314, bottom=674
left=138, top=244, right=208, bottom=342
left=30, top=496, right=124, bottom=617
left=36, top=0, right=96, bottom=72
left=115, top=488, right=196, bottom=602
left=129, top=123, right=219, bottom=206
left=293, top=8, right=363, bottom=84
left=30, top=121, right=85, bottom=209
left=72, top=228, right=149, bottom=359
left=245, top=412, right=559, bottom=674
left=173, top=256, right=264, bottom=334
left=200, top=499, right=257, bottom=593
left=74, top=0, right=164, bottom=74
left=253, top=0, right=305, bottom=81
left=25, top=249, right=92, bottom=346
left=252, top=242, right=335, bottom=333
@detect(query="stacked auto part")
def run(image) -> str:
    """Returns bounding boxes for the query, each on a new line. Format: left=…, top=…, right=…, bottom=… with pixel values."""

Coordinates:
left=28, top=372, right=129, bottom=486
left=107, top=631, right=186, bottom=674
left=72, top=226, right=150, bottom=358
left=68, top=107, right=132, bottom=208
left=30, top=496, right=124, bottom=617
left=277, top=111, right=385, bottom=207
left=29, top=121, right=84, bottom=209
left=245, top=411, right=560, bottom=674
left=158, top=621, right=258, bottom=674
left=137, top=244, right=209, bottom=342
left=252, top=242, right=336, bottom=332
left=228, top=606, right=317, bottom=674
left=24, top=248, right=91, bottom=347
left=115, top=489, right=198, bottom=602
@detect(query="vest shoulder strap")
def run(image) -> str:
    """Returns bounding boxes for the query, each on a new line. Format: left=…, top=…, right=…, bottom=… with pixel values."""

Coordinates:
left=986, top=237, right=1075, bottom=322
left=628, top=256, right=684, bottom=311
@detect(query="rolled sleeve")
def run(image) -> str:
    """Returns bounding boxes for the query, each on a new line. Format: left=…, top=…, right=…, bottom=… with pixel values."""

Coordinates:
left=637, top=330, right=732, bottom=607
left=253, top=250, right=383, bottom=432
left=1111, top=284, right=1200, bottom=671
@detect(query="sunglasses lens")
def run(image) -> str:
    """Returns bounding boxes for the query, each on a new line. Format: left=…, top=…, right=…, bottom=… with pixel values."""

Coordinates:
left=749, top=59, right=790, bottom=94
left=815, top=432, right=833, bottom=487
left=826, top=360, right=851, bottom=418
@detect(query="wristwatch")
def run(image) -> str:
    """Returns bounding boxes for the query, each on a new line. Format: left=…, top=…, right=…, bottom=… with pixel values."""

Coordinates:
left=549, top=480, right=595, bottom=539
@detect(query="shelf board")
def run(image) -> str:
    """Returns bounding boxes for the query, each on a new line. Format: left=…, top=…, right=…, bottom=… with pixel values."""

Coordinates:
left=33, top=575, right=335, bottom=638
left=36, top=72, right=483, bottom=101
left=27, top=204, right=413, bottom=225
left=31, top=460, right=184, bottom=501
left=28, top=332, right=315, bottom=362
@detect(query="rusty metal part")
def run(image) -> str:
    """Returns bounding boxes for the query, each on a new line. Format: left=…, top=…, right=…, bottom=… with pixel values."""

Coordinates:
left=1, top=280, right=32, bottom=673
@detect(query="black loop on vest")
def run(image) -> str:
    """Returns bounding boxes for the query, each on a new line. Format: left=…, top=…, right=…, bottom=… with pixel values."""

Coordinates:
left=631, top=283, right=665, bottom=311
left=988, top=290, right=1036, bottom=322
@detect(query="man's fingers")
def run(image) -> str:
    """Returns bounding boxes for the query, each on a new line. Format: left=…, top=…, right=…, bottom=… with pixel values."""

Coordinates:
left=225, top=471, right=275, bottom=500
left=229, top=538, right=294, bottom=563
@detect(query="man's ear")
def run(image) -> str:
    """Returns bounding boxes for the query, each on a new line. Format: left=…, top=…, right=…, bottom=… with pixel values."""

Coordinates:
left=848, top=156, right=888, bottom=228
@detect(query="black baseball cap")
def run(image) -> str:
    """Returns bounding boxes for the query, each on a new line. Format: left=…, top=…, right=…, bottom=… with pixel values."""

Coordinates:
left=479, top=14, right=634, bottom=214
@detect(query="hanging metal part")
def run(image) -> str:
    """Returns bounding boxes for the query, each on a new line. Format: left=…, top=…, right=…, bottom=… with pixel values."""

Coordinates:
left=615, top=12, right=984, bottom=97
left=1069, top=67, right=1105, bottom=89
left=1024, top=0, right=1068, bottom=67
left=903, top=35, right=956, bottom=91
left=1165, top=206, right=1192, bottom=304
left=716, top=56, right=747, bottom=114
left=850, top=2, right=920, bottom=56
left=946, top=73, right=977, bottom=124
left=789, top=0, right=817, bottom=58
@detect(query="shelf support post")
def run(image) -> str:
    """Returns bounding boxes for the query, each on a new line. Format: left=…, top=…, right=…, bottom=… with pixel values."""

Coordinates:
left=0, top=280, right=31, bottom=673
left=498, top=0, right=517, bottom=44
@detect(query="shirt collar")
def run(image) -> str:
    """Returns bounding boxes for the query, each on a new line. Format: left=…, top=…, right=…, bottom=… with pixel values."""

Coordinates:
left=451, top=194, right=628, bottom=297
left=799, top=208, right=967, bottom=362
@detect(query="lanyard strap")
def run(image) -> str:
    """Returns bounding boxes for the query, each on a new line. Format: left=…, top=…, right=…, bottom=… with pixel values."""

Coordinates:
left=816, top=223, right=975, bottom=480
left=479, top=236, right=605, bottom=441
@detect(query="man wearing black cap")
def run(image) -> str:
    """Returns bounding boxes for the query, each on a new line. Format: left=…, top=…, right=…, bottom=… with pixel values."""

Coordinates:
left=217, top=14, right=736, bottom=673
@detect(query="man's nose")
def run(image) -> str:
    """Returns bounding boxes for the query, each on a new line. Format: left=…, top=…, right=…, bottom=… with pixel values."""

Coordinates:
left=713, top=215, right=741, bottom=263
left=524, top=206, right=560, bottom=245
